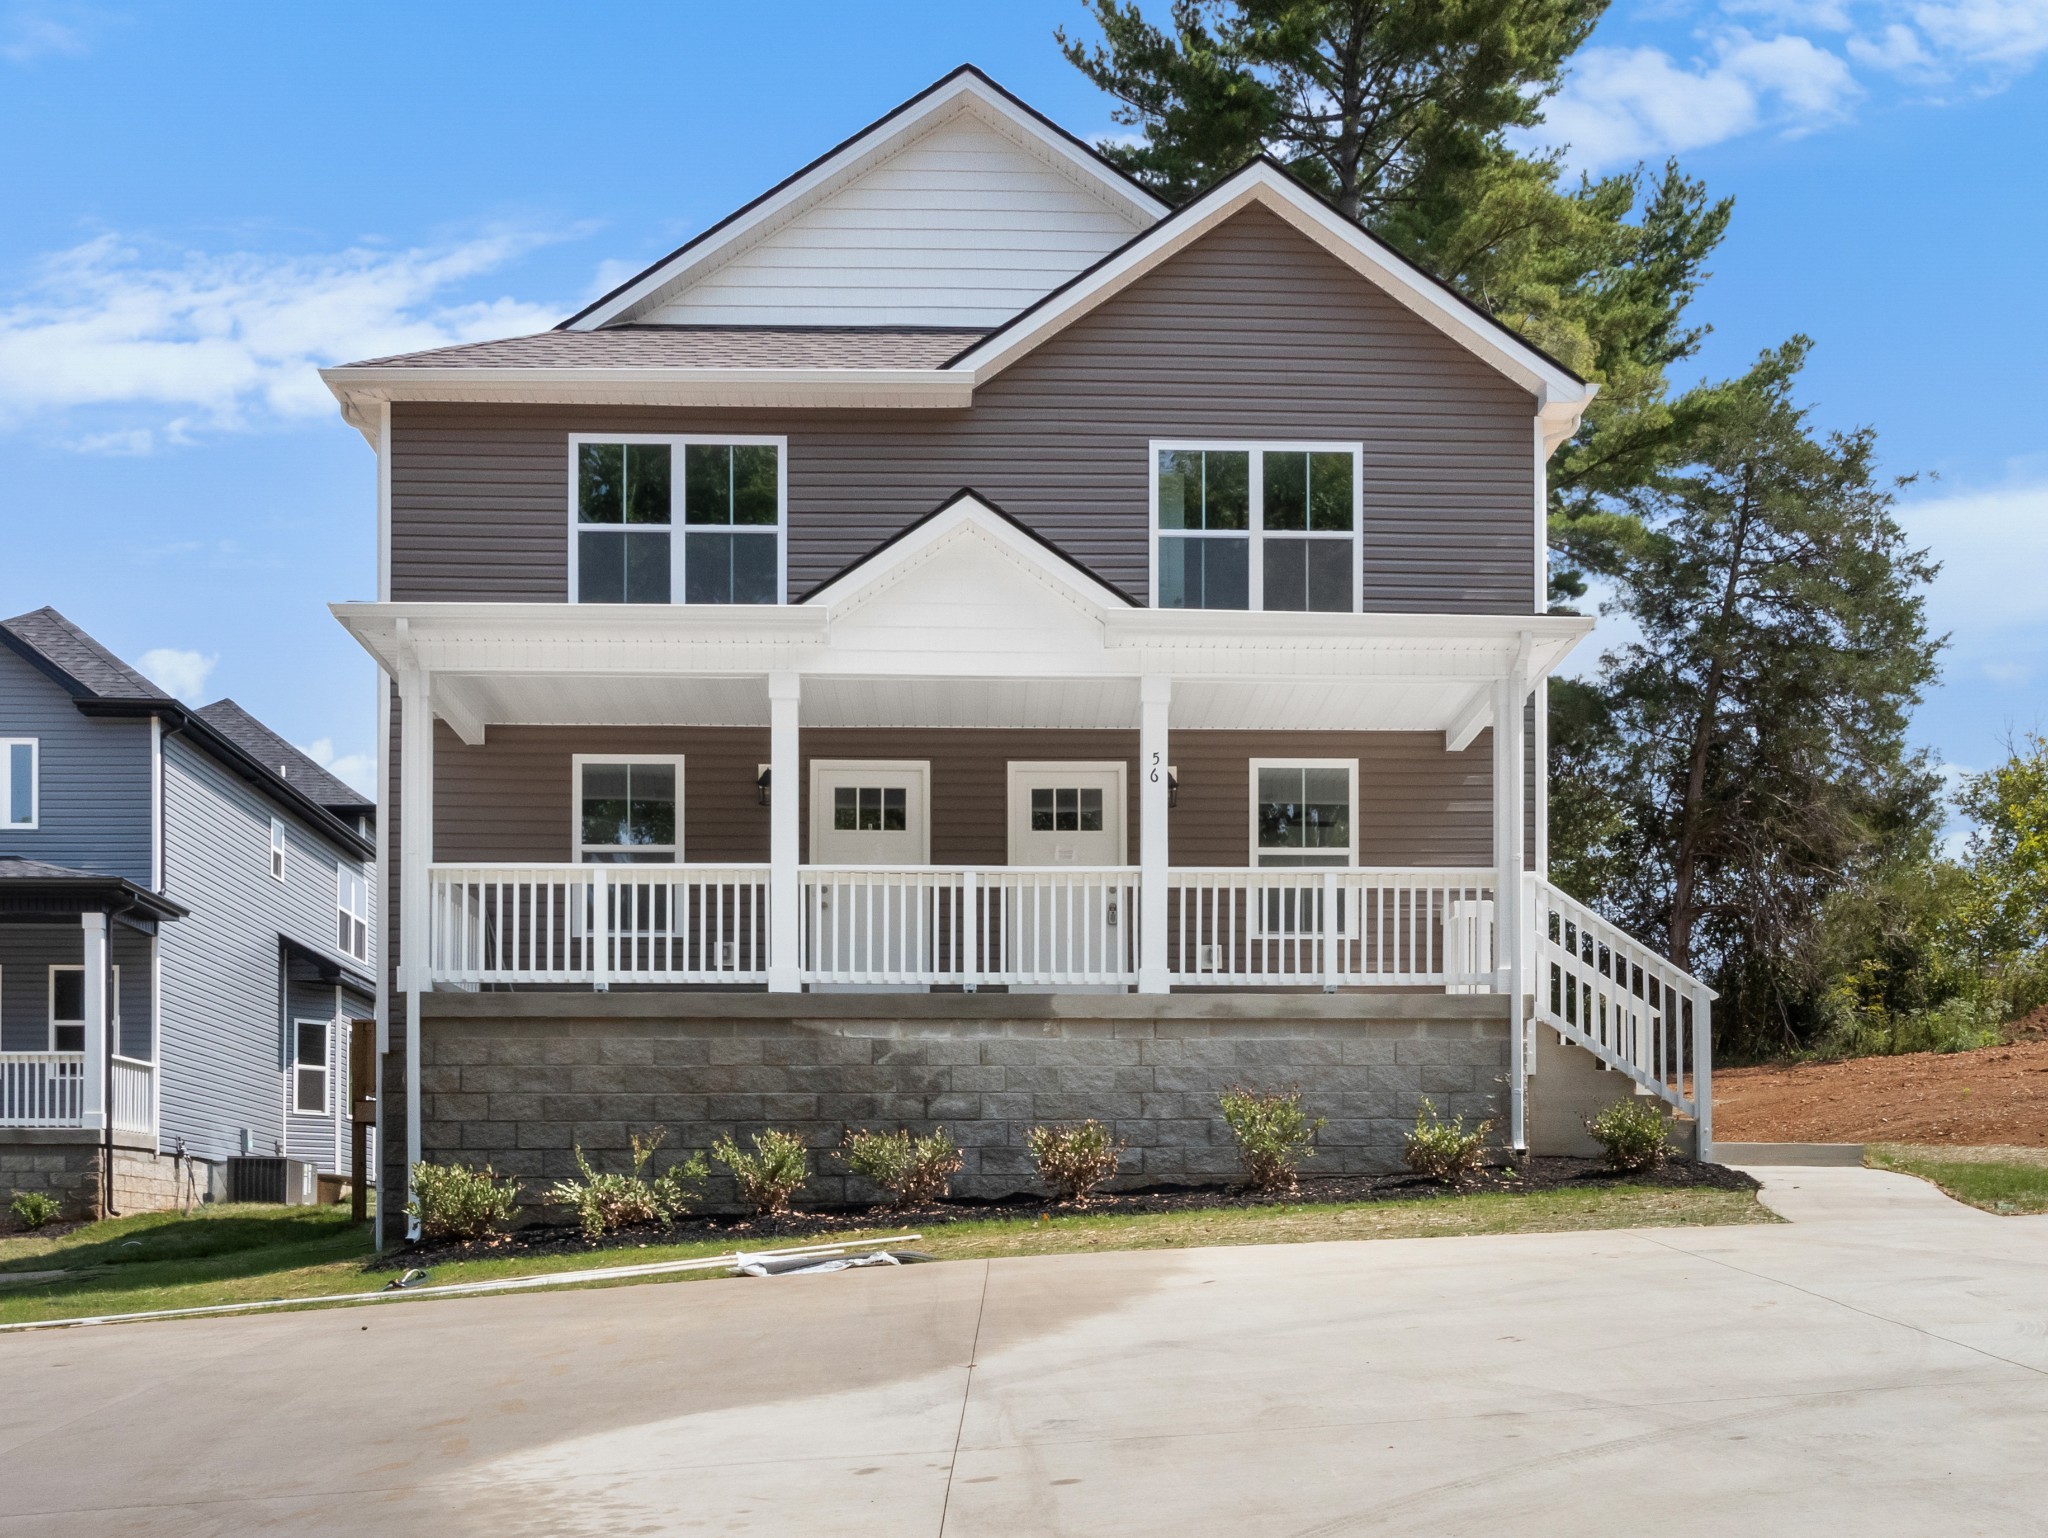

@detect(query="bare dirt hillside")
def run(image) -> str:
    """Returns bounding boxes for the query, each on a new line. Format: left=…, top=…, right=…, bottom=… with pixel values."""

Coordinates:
left=1714, top=1037, right=2048, bottom=1145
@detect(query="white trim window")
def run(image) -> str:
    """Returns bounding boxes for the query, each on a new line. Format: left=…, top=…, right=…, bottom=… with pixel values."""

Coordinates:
left=2, top=737, right=37, bottom=828
left=574, top=755, right=685, bottom=864
left=337, top=866, right=369, bottom=961
left=48, top=964, right=119, bottom=1054
left=1250, top=759, right=1358, bottom=869
left=292, top=1019, right=330, bottom=1116
left=1151, top=442, right=1362, bottom=612
left=569, top=434, right=787, bottom=605
left=270, top=817, right=287, bottom=881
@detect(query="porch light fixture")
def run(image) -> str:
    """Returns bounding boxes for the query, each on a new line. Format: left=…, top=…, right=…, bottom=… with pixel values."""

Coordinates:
left=1168, top=765, right=1179, bottom=809
left=756, top=765, right=772, bottom=806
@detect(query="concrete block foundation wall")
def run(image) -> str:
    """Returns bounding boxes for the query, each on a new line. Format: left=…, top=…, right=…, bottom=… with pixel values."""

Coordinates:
left=416, top=992, right=1513, bottom=1214
left=0, top=1135, right=206, bottom=1221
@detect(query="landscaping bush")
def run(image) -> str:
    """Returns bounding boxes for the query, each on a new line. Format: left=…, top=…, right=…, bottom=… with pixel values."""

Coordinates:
left=1403, top=1098, right=1492, bottom=1182
left=840, top=1127, right=963, bottom=1208
left=9, top=1190, right=60, bottom=1230
left=406, top=1160, right=522, bottom=1242
left=1218, top=1086, right=1326, bottom=1192
left=1585, top=1098, right=1674, bottom=1172
left=710, top=1130, right=810, bottom=1215
left=547, top=1129, right=710, bottom=1240
left=1025, top=1120, right=1124, bottom=1204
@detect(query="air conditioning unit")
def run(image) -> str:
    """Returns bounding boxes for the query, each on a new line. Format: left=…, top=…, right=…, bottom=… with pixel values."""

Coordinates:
left=227, top=1155, right=318, bottom=1205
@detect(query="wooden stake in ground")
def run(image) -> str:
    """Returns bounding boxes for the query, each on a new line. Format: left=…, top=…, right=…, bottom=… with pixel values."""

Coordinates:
left=349, top=1019, right=375, bottom=1224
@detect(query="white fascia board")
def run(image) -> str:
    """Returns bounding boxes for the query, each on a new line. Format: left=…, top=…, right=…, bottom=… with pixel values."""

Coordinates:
left=803, top=495, right=1131, bottom=619
left=330, top=601, right=831, bottom=678
left=566, top=72, right=1165, bottom=332
left=952, top=163, right=1598, bottom=428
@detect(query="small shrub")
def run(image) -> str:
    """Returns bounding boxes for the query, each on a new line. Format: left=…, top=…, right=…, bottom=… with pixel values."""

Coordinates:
left=840, top=1127, right=964, bottom=1208
left=1585, top=1097, right=1673, bottom=1172
left=1403, top=1098, right=1492, bottom=1182
left=710, top=1129, right=810, bottom=1215
left=1218, top=1086, right=1327, bottom=1192
left=407, top=1160, right=522, bottom=1242
left=1025, top=1120, right=1124, bottom=1204
left=9, top=1190, right=60, bottom=1230
left=547, top=1129, right=710, bottom=1240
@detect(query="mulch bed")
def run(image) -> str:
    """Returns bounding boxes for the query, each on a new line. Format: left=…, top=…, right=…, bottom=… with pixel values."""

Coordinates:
left=378, top=1156, right=1758, bottom=1271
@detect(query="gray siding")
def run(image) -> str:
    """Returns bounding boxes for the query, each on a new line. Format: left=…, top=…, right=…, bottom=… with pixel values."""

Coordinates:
left=283, top=977, right=371, bottom=1174
left=388, top=206, right=1540, bottom=613
left=0, top=923, right=153, bottom=1058
left=0, top=648, right=154, bottom=882
left=157, top=736, right=376, bottom=1163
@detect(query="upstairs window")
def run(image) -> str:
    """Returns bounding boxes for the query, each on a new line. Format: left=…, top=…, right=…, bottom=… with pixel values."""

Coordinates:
left=575, top=756, right=683, bottom=863
left=571, top=436, right=784, bottom=605
left=270, top=817, right=287, bottom=881
left=2, top=738, right=36, bottom=828
left=337, top=867, right=369, bottom=962
left=1153, top=443, right=1360, bottom=612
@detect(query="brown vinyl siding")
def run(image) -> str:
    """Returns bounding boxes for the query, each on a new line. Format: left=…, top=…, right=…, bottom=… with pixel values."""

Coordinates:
left=388, top=205, right=1539, bottom=613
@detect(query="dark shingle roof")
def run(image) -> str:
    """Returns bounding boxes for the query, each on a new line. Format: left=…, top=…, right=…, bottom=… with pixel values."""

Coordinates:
left=0, top=856, right=189, bottom=918
left=195, top=700, right=375, bottom=816
left=0, top=607, right=169, bottom=701
left=341, top=325, right=991, bottom=371
left=0, top=856, right=102, bottom=880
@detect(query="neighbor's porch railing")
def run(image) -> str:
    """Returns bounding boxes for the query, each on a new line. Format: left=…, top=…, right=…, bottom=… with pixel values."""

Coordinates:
left=111, top=1056, right=156, bottom=1137
left=0, top=1052, right=86, bottom=1127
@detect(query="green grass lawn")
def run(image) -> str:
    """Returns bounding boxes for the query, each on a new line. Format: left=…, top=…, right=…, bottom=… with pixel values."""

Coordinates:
left=1867, top=1144, right=2048, bottom=1215
left=0, top=1183, right=1771, bottom=1329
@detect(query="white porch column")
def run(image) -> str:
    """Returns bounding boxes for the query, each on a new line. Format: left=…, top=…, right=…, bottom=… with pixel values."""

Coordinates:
left=79, top=912, right=108, bottom=1131
left=1138, top=675, right=1172, bottom=994
left=767, top=671, right=802, bottom=993
left=397, top=664, right=433, bottom=1231
left=1493, top=667, right=1528, bottom=1149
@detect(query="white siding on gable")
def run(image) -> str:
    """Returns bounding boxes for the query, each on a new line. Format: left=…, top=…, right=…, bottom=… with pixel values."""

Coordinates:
left=640, top=110, right=1149, bottom=327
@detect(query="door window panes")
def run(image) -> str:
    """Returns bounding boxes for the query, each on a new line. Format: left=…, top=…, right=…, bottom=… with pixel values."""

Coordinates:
left=833, top=786, right=907, bottom=832
left=1030, top=787, right=1104, bottom=832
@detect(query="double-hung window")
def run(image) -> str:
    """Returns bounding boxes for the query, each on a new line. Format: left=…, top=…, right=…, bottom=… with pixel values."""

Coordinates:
left=1, top=738, right=36, bottom=828
left=574, top=756, right=683, bottom=863
left=1153, top=443, right=1360, bottom=612
left=337, top=867, right=369, bottom=962
left=293, top=1021, right=330, bottom=1115
left=571, top=436, right=785, bottom=605
left=1251, top=761, right=1357, bottom=869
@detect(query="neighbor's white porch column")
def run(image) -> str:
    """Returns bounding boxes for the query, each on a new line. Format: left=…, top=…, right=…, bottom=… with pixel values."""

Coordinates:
left=1138, top=675, right=1172, bottom=994
left=1493, top=656, right=1529, bottom=1149
left=397, top=663, right=434, bottom=1229
left=768, top=671, right=802, bottom=993
left=79, top=912, right=108, bottom=1131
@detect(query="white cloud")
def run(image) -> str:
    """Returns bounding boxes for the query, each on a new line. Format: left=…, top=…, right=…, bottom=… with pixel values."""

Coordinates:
left=1906, top=0, right=2048, bottom=68
left=0, top=6, right=86, bottom=64
left=138, top=646, right=217, bottom=704
left=299, top=737, right=376, bottom=799
left=0, top=231, right=562, bottom=445
left=1894, top=476, right=2048, bottom=704
left=1536, top=30, right=1860, bottom=169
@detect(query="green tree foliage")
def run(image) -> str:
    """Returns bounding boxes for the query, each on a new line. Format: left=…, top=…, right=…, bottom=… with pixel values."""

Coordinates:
left=1957, top=734, right=2048, bottom=964
left=1553, top=342, right=1942, bottom=1052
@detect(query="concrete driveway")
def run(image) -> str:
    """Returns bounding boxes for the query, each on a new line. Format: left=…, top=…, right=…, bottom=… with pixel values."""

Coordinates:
left=2, top=1167, right=2043, bottom=1536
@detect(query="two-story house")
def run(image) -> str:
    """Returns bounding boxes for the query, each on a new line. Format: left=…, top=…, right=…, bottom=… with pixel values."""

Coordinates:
left=0, top=608, right=376, bottom=1216
left=323, top=67, right=1713, bottom=1242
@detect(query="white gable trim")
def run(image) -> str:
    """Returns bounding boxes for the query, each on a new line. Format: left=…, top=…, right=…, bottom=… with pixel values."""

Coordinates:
left=948, top=161, right=1599, bottom=449
left=802, top=494, right=1134, bottom=621
left=565, top=68, right=1167, bottom=332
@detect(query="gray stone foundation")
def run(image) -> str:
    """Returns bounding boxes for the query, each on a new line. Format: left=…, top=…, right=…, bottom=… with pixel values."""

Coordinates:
left=418, top=991, right=1513, bottom=1212
left=0, top=1134, right=207, bottom=1221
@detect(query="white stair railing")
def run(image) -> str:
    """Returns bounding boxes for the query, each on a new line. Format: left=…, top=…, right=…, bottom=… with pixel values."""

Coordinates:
left=1530, top=878, right=1714, bottom=1139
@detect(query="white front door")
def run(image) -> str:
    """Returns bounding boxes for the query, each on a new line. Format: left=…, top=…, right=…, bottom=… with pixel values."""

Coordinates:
left=1006, top=762, right=1126, bottom=866
left=809, top=760, right=930, bottom=865
left=807, top=761, right=933, bottom=987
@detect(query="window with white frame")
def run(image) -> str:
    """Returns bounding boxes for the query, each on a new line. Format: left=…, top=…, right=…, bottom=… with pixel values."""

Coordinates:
left=270, top=817, right=287, bottom=881
left=1251, top=760, right=1357, bottom=868
left=2, top=737, right=37, bottom=828
left=47, top=964, right=119, bottom=1054
left=337, top=867, right=369, bottom=961
left=571, top=436, right=785, bottom=605
left=575, top=757, right=683, bottom=863
left=1153, top=443, right=1360, bottom=612
left=293, top=1019, right=330, bottom=1115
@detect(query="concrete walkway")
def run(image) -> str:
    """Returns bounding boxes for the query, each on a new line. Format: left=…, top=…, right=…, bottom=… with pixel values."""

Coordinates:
left=2, top=1167, right=2043, bottom=1536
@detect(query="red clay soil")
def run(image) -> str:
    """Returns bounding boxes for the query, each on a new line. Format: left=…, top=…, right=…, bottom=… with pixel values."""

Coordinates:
left=1714, top=1036, right=2048, bottom=1146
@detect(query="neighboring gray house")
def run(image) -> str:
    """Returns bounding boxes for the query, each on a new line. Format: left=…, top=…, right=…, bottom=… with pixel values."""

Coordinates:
left=321, top=67, right=1716, bottom=1244
left=0, top=608, right=375, bottom=1216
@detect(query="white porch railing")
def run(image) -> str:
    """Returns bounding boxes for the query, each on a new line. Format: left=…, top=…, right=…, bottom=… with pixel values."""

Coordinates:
left=1530, top=879, right=1712, bottom=1133
left=1166, top=869, right=1498, bottom=988
left=429, top=864, right=770, bottom=987
left=0, top=1052, right=86, bottom=1127
left=111, top=1056, right=156, bottom=1136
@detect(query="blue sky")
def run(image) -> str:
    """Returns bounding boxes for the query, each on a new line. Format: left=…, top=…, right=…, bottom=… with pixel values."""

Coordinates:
left=1, top=1, right=2042, bottom=808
